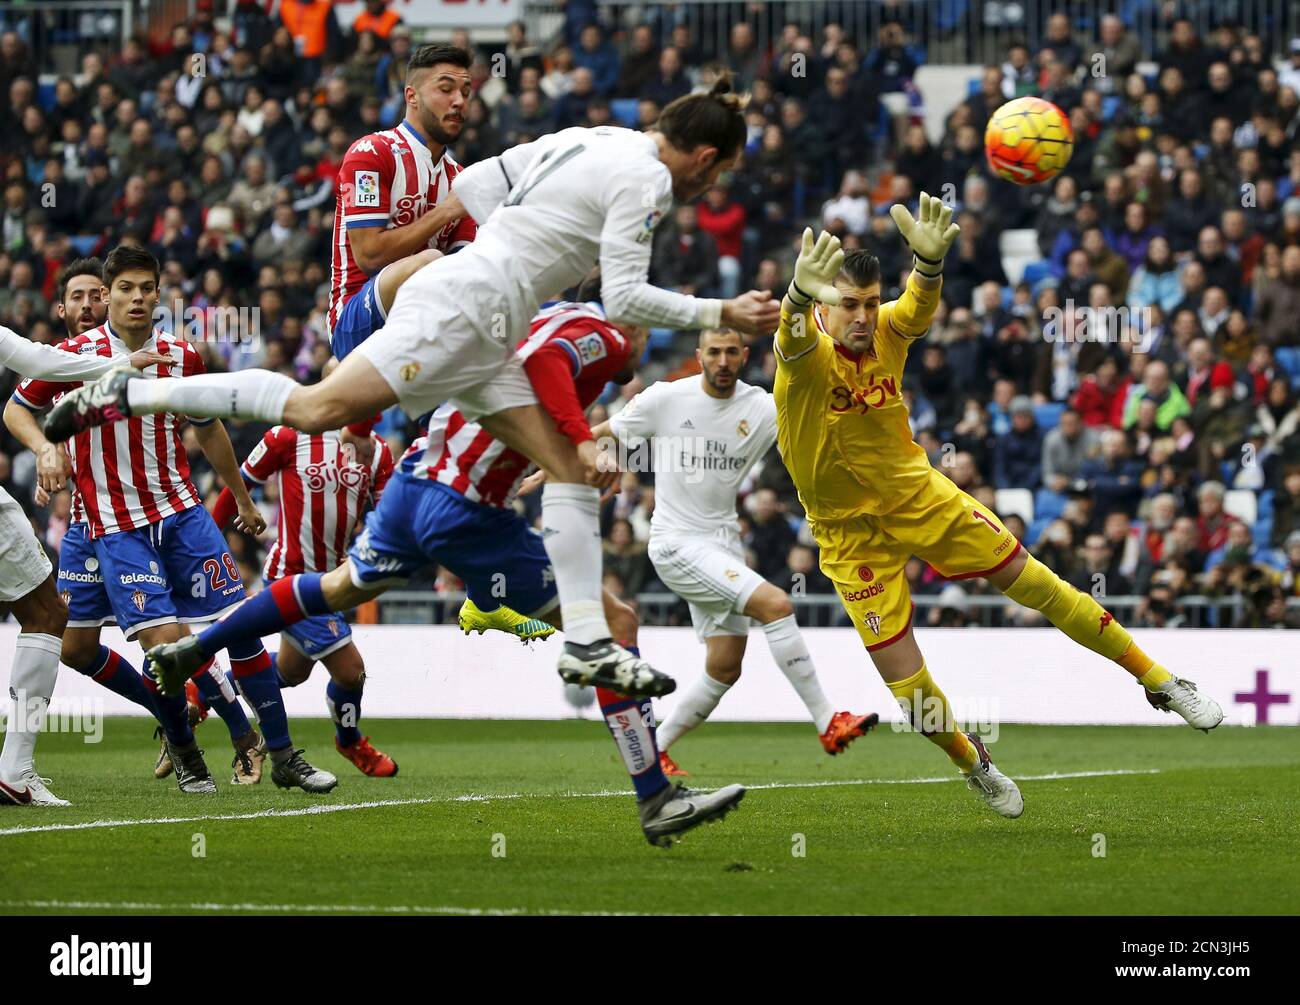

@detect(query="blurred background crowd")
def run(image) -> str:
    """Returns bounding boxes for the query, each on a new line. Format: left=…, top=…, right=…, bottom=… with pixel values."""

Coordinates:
left=2, top=0, right=1300, bottom=629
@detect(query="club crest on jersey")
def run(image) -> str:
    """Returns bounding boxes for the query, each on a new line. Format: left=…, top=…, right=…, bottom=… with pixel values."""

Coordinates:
left=59, top=590, right=71, bottom=607
left=327, top=619, right=340, bottom=637
left=724, top=568, right=740, bottom=581
left=355, top=170, right=380, bottom=207
left=131, top=590, right=147, bottom=613
left=864, top=610, right=882, bottom=637
left=737, top=420, right=750, bottom=437
left=400, top=362, right=421, bottom=382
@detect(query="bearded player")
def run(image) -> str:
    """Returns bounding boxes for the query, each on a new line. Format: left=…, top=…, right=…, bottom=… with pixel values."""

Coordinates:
left=774, top=202, right=1223, bottom=819
left=586, top=328, right=878, bottom=775
left=327, top=43, right=478, bottom=362
left=144, top=295, right=746, bottom=844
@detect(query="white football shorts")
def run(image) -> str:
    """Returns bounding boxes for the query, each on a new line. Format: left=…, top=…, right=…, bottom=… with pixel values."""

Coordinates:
left=0, top=486, right=52, bottom=603
left=648, top=527, right=763, bottom=640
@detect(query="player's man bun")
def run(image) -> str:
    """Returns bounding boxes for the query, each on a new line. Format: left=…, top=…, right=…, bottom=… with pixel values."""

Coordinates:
left=406, top=43, right=472, bottom=82
left=657, top=71, right=748, bottom=159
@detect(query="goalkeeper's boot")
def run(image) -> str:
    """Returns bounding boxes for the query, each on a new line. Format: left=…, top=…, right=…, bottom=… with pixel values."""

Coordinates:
left=231, top=729, right=266, bottom=785
left=144, top=636, right=209, bottom=697
left=639, top=782, right=745, bottom=848
left=962, top=732, right=1023, bottom=819
left=658, top=750, right=689, bottom=777
left=43, top=366, right=139, bottom=442
left=457, top=597, right=556, bottom=645
left=1143, top=676, right=1224, bottom=732
left=270, top=748, right=338, bottom=793
left=335, top=735, right=398, bottom=777
left=557, top=640, right=676, bottom=699
left=819, top=710, right=880, bottom=755
left=168, top=739, right=217, bottom=794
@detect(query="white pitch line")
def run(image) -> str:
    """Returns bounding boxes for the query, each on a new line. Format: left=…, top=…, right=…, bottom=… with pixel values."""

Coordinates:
left=0, top=768, right=1160, bottom=838
left=0, top=899, right=693, bottom=917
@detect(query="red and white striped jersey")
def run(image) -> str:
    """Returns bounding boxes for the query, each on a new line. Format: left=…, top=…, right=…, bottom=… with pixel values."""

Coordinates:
left=399, top=302, right=634, bottom=507
left=242, top=426, right=394, bottom=580
left=328, top=120, right=477, bottom=335
left=13, top=323, right=208, bottom=539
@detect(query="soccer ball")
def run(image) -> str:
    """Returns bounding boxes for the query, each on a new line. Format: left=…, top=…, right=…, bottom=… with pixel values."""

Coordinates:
left=984, top=97, right=1074, bottom=186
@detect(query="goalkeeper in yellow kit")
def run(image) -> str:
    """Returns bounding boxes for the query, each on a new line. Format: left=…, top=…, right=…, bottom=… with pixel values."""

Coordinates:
left=774, top=194, right=1224, bottom=818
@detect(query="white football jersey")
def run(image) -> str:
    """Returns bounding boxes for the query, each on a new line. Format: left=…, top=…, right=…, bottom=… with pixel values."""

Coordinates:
left=609, top=376, right=777, bottom=537
left=450, top=126, right=720, bottom=332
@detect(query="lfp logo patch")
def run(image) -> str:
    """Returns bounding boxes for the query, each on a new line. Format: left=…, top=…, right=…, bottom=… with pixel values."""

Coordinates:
left=355, top=170, right=380, bottom=207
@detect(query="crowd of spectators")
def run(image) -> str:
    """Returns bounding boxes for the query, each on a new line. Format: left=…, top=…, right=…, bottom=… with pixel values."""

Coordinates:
left=1, top=2, right=1299, bottom=629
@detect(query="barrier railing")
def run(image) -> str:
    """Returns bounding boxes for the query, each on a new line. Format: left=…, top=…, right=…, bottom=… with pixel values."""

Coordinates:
left=373, top=590, right=1300, bottom=630
left=523, top=0, right=1299, bottom=66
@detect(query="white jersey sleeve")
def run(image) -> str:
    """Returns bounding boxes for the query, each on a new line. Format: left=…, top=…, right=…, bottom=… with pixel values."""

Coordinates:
left=0, top=325, right=119, bottom=383
left=598, top=163, right=722, bottom=331
left=451, top=136, right=548, bottom=225
left=608, top=381, right=666, bottom=446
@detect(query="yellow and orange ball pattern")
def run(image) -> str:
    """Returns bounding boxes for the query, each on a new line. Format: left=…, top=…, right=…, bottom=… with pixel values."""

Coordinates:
left=984, top=97, right=1074, bottom=186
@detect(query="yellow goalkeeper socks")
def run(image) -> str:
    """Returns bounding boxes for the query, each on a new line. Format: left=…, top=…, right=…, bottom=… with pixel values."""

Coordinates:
left=886, top=663, right=980, bottom=773
left=1002, top=554, right=1173, bottom=688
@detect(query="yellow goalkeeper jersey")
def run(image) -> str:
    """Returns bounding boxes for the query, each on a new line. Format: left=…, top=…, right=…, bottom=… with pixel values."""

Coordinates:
left=773, top=273, right=942, bottom=524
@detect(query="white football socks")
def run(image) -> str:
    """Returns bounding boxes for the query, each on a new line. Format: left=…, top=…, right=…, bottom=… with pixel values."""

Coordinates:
left=0, top=633, right=61, bottom=779
left=127, top=370, right=297, bottom=424
left=656, top=672, right=731, bottom=750
left=763, top=614, right=834, bottom=733
left=541, top=483, right=609, bottom=646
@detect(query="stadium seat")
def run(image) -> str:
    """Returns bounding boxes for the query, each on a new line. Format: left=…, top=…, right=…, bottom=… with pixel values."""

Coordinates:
left=1102, top=96, right=1123, bottom=121
left=1258, top=489, right=1275, bottom=519
left=1034, top=402, right=1065, bottom=430
left=610, top=99, right=639, bottom=129
left=646, top=327, right=675, bottom=353
left=1275, top=347, right=1300, bottom=388
left=68, top=235, right=99, bottom=256
left=1224, top=489, right=1258, bottom=527
left=1021, top=260, right=1053, bottom=287
left=1034, top=488, right=1067, bottom=521
left=998, top=229, right=1041, bottom=286
left=1027, top=515, right=1054, bottom=544
left=995, top=487, right=1034, bottom=524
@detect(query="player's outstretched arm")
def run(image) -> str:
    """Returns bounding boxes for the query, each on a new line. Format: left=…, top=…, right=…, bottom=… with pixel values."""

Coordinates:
left=888, top=191, right=959, bottom=335
left=776, top=227, right=843, bottom=362
left=0, top=324, right=168, bottom=383
left=193, top=420, right=266, bottom=536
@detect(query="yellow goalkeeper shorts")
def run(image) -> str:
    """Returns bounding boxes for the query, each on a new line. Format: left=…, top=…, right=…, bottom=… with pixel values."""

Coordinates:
left=811, top=469, right=1022, bottom=650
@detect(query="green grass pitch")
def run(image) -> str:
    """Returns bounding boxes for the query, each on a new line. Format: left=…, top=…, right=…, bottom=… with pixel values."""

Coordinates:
left=3, top=719, right=1297, bottom=916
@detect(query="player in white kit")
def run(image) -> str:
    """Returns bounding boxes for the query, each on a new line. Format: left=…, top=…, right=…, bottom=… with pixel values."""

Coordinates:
left=595, top=329, right=879, bottom=773
left=0, top=324, right=166, bottom=805
left=47, top=79, right=781, bottom=699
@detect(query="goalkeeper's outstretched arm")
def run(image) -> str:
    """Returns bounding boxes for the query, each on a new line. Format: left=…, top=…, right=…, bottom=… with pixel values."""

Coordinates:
left=888, top=192, right=960, bottom=336
left=776, top=228, right=843, bottom=362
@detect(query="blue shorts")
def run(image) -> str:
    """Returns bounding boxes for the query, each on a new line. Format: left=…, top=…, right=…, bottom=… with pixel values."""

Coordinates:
left=330, top=273, right=385, bottom=361
left=271, top=579, right=354, bottom=660
left=57, top=523, right=114, bottom=629
left=92, top=506, right=246, bottom=640
left=348, top=474, right=557, bottom=618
